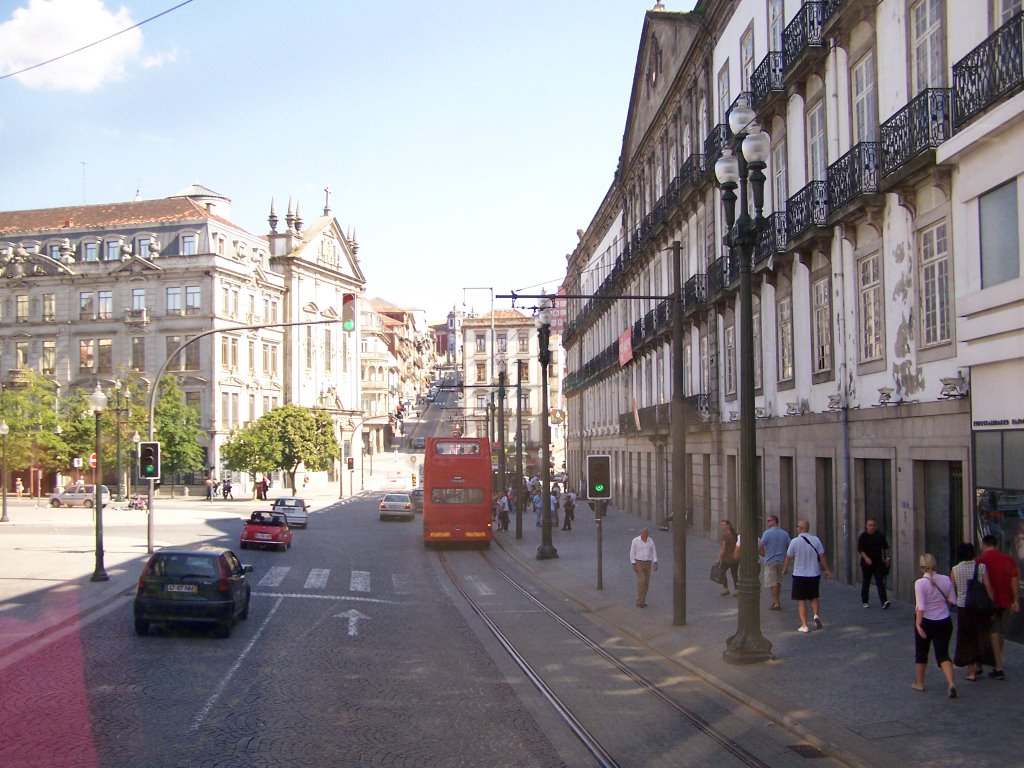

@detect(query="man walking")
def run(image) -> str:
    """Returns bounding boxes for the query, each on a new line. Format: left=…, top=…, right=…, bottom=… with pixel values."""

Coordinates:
left=758, top=515, right=791, bottom=611
left=629, top=527, right=658, bottom=608
left=783, top=519, right=830, bottom=632
left=857, top=518, right=891, bottom=608
left=977, top=534, right=1020, bottom=679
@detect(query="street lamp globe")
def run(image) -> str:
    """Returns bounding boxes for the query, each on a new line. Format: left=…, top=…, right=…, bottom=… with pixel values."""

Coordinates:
left=89, top=383, right=108, bottom=414
left=715, top=147, right=740, bottom=186
left=742, top=127, right=772, bottom=164
left=728, top=99, right=757, bottom=137
left=0, top=421, right=9, bottom=437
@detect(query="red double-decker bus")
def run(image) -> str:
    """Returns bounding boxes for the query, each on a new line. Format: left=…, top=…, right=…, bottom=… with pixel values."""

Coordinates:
left=422, top=437, right=493, bottom=548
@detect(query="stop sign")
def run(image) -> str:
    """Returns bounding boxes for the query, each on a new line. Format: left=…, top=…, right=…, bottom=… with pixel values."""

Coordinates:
left=89, top=453, right=97, bottom=468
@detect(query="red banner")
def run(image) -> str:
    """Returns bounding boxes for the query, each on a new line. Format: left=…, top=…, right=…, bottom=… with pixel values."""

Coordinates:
left=618, top=328, right=633, bottom=366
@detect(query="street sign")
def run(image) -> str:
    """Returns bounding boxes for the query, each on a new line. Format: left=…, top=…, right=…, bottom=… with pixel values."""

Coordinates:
left=72, top=457, right=83, bottom=468
left=89, top=453, right=97, bottom=468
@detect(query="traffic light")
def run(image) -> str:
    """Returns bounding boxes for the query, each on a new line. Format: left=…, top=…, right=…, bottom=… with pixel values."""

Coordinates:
left=139, top=441, right=161, bottom=480
left=342, top=293, right=356, bottom=332
left=346, top=457, right=354, bottom=470
left=586, top=454, right=611, bottom=500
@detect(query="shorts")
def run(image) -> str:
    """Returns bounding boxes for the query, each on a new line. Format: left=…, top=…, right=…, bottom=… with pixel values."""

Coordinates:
left=762, top=561, right=784, bottom=589
left=992, top=608, right=1014, bottom=635
left=791, top=575, right=821, bottom=601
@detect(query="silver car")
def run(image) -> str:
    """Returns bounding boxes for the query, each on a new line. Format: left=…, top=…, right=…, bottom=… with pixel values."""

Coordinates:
left=49, top=484, right=111, bottom=508
left=270, top=496, right=309, bottom=528
left=379, top=493, right=414, bottom=522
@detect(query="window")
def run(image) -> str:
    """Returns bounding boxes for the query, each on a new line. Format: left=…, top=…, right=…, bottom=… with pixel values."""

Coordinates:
left=752, top=308, right=762, bottom=390
left=184, top=335, right=199, bottom=371
left=97, top=338, right=112, bottom=373
left=80, top=292, right=94, bottom=320
left=717, top=64, right=730, bottom=122
left=699, top=334, right=710, bottom=394
left=770, top=0, right=785, bottom=51
left=911, top=0, right=945, bottom=93
left=131, top=337, right=146, bottom=371
left=42, top=294, right=55, bottom=322
left=980, top=181, right=1020, bottom=288
left=42, top=340, right=55, bottom=374
left=248, top=340, right=256, bottom=374
left=15, top=341, right=27, bottom=367
left=97, top=291, right=112, bottom=319
left=517, top=335, right=528, bottom=353
left=216, top=236, right=225, bottom=256
left=137, top=237, right=150, bottom=258
left=166, top=335, right=183, bottom=370
left=79, top=339, right=95, bottom=372
left=998, top=0, right=1022, bottom=26
left=185, top=391, right=201, bottom=419
left=852, top=52, right=878, bottom=143
left=83, top=242, right=98, bottom=262
left=263, top=343, right=279, bottom=374
left=186, top=286, right=201, bottom=314
left=683, top=340, right=692, bottom=397
left=166, top=287, right=182, bottom=314
left=475, top=333, right=486, bottom=353
left=221, top=336, right=239, bottom=369
left=475, top=363, right=486, bottom=383
left=305, top=326, right=314, bottom=369
left=221, top=393, right=229, bottom=428
left=807, top=101, right=827, bottom=181
left=181, top=234, right=197, bottom=255
left=777, top=296, right=794, bottom=381
left=476, top=394, right=486, bottom=410
left=772, top=140, right=788, bottom=210
left=16, top=295, right=28, bottom=322
left=520, top=360, right=530, bottom=382
left=858, top=254, right=883, bottom=362
left=496, top=333, right=507, bottom=354
left=131, top=288, right=146, bottom=311
left=920, top=220, right=951, bottom=346
left=48, top=244, right=60, bottom=260
left=324, top=328, right=333, bottom=372
left=105, top=240, right=121, bottom=261
left=698, top=96, right=708, bottom=146
left=724, top=325, right=736, bottom=395
left=812, top=277, right=832, bottom=374
left=741, top=29, right=755, bottom=92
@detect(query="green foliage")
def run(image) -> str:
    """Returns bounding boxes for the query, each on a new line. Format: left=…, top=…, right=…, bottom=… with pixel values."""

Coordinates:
left=0, top=369, right=66, bottom=474
left=221, top=404, right=339, bottom=493
left=153, top=376, right=206, bottom=478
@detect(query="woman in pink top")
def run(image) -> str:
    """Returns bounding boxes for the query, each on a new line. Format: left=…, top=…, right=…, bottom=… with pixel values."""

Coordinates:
left=913, top=553, right=958, bottom=698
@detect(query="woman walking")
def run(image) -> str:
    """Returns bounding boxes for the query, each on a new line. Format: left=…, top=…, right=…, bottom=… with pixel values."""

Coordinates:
left=950, top=542, right=995, bottom=681
left=913, top=553, right=958, bottom=698
left=716, top=520, right=740, bottom=596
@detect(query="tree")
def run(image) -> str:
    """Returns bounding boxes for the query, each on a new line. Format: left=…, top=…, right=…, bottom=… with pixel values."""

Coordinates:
left=221, top=405, right=339, bottom=494
left=152, top=376, right=206, bottom=495
left=0, top=369, right=66, bottom=491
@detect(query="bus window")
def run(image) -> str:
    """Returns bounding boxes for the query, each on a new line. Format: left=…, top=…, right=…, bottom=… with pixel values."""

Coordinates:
left=430, top=487, right=486, bottom=505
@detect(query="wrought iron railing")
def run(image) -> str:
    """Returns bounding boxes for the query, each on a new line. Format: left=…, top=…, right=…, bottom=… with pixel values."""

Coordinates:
left=782, top=1, right=826, bottom=76
left=683, top=273, right=707, bottom=310
left=952, top=12, right=1024, bottom=131
left=754, top=211, right=788, bottom=265
left=656, top=298, right=671, bottom=329
left=707, top=254, right=729, bottom=296
left=751, top=52, right=785, bottom=110
left=680, top=153, right=706, bottom=189
left=704, top=124, right=730, bottom=173
left=786, top=181, right=829, bottom=240
left=880, top=88, right=951, bottom=177
left=827, top=141, right=879, bottom=213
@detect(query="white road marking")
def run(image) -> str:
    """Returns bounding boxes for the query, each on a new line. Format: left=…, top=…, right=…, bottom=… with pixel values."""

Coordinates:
left=349, top=570, right=371, bottom=592
left=251, top=591, right=398, bottom=605
left=464, top=575, right=494, bottom=596
left=190, top=596, right=283, bottom=732
left=392, top=573, right=412, bottom=595
left=257, top=566, right=290, bottom=587
left=335, top=608, right=370, bottom=637
left=304, top=569, right=330, bottom=589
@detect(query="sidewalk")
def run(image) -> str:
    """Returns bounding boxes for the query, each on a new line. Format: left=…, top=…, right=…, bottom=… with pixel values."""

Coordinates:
left=493, top=503, right=1022, bottom=768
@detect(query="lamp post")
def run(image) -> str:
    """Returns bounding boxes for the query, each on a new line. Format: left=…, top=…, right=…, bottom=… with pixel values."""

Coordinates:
left=514, top=359, right=524, bottom=540
left=535, top=295, right=557, bottom=560
left=112, top=380, right=130, bottom=501
left=0, top=421, right=8, bottom=524
left=89, top=383, right=109, bottom=582
left=497, top=352, right=507, bottom=498
left=131, top=430, right=140, bottom=499
left=715, top=97, right=772, bottom=664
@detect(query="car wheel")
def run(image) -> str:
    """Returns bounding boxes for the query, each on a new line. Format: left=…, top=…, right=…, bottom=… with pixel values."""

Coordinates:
left=239, top=541, right=247, bottom=550
left=50, top=499, right=61, bottom=508
left=214, top=617, right=232, bottom=638
left=134, top=618, right=149, bottom=636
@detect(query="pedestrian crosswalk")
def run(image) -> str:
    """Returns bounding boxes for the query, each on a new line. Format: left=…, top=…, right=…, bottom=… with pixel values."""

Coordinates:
left=253, top=565, right=412, bottom=598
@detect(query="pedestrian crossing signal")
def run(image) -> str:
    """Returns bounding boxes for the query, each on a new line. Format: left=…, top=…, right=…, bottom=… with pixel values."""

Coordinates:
left=586, top=455, right=611, bottom=500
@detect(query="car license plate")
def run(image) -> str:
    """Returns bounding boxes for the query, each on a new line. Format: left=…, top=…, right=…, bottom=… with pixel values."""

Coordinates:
left=255, top=533, right=272, bottom=540
left=166, top=584, right=197, bottom=593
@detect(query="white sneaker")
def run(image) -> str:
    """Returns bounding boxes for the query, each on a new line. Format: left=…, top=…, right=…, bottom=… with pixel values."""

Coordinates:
left=797, top=625, right=811, bottom=633
left=814, top=615, right=823, bottom=629
left=862, top=603, right=869, bottom=608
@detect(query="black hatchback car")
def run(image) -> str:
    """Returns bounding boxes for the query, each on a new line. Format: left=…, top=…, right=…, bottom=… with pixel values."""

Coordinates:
left=133, top=546, right=253, bottom=638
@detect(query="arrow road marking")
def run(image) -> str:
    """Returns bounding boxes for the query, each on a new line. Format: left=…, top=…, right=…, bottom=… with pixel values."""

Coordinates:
left=336, top=608, right=370, bottom=636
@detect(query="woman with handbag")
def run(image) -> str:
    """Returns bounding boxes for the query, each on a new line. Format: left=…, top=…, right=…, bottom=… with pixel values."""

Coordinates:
left=950, top=542, right=995, bottom=681
left=913, top=553, right=958, bottom=698
left=716, top=520, right=740, bottom=596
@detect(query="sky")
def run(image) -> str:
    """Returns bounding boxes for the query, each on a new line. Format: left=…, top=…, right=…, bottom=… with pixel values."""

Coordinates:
left=0, top=0, right=697, bottom=322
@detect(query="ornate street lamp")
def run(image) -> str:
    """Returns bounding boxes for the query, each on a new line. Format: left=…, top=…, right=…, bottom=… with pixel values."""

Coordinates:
left=112, top=380, right=131, bottom=501
left=496, top=351, right=507, bottom=499
left=535, top=295, right=557, bottom=560
left=89, top=383, right=109, bottom=582
left=716, top=97, right=772, bottom=664
left=0, top=420, right=8, bottom=524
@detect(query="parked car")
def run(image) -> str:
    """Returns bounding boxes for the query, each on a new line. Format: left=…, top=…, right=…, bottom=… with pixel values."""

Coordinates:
left=271, top=496, right=309, bottom=528
left=412, top=437, right=426, bottom=450
left=379, top=493, right=414, bottom=522
left=409, top=488, right=424, bottom=513
left=240, top=511, right=293, bottom=551
left=49, top=484, right=110, bottom=508
left=133, top=546, right=253, bottom=638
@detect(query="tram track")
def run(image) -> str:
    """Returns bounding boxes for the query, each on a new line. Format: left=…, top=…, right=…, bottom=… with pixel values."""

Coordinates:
left=438, top=549, right=780, bottom=768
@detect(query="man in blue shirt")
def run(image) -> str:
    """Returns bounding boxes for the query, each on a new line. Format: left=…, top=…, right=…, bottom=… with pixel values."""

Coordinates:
left=758, top=515, right=791, bottom=611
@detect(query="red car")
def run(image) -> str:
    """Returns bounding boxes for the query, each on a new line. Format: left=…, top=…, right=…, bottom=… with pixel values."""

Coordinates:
left=240, top=511, right=293, bottom=551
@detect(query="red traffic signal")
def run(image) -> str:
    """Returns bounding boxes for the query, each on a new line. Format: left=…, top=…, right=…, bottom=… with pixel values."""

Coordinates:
left=346, top=457, right=354, bottom=470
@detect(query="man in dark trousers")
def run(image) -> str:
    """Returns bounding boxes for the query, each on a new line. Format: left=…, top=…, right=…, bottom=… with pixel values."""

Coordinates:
left=977, top=534, right=1020, bottom=679
left=858, top=518, right=891, bottom=609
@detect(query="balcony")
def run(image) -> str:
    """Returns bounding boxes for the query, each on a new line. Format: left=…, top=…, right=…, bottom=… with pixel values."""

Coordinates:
left=754, top=211, right=788, bottom=267
left=124, top=307, right=150, bottom=325
left=619, top=403, right=671, bottom=436
left=703, top=124, right=730, bottom=176
left=786, top=181, right=829, bottom=244
left=880, top=88, right=951, bottom=186
left=751, top=51, right=785, bottom=113
left=679, top=154, right=706, bottom=201
left=952, top=12, right=1024, bottom=132
left=707, top=249, right=739, bottom=298
left=826, top=141, right=881, bottom=220
left=782, top=2, right=827, bottom=83
left=682, top=273, right=707, bottom=315
left=821, top=0, right=875, bottom=40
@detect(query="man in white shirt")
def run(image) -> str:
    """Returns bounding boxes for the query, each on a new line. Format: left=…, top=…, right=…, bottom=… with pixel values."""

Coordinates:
left=782, top=519, right=830, bottom=632
left=629, top=527, right=658, bottom=608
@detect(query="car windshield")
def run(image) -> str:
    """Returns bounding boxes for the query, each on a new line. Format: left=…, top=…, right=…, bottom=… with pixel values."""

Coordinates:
left=151, top=555, right=217, bottom=578
left=275, top=499, right=301, bottom=507
left=384, top=495, right=409, bottom=503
